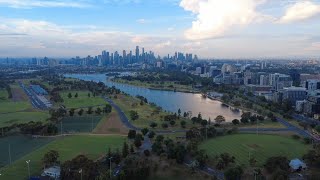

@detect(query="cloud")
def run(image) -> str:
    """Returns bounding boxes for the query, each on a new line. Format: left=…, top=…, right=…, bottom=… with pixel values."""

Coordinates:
left=278, top=1, right=320, bottom=23
left=180, top=0, right=271, bottom=40
left=0, top=0, right=89, bottom=8
left=136, top=19, right=150, bottom=24
left=0, top=0, right=90, bottom=8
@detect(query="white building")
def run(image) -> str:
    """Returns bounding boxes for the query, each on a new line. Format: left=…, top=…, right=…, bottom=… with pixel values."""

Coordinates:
left=42, top=166, right=60, bottom=179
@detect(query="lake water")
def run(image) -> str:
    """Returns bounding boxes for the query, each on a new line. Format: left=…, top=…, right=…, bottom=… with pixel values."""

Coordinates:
left=64, top=74, right=241, bottom=121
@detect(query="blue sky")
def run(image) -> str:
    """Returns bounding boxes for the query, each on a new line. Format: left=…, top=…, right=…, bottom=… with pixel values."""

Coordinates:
left=0, top=0, right=320, bottom=59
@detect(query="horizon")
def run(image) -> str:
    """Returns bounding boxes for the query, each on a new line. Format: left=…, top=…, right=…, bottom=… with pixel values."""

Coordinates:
left=0, top=0, right=320, bottom=58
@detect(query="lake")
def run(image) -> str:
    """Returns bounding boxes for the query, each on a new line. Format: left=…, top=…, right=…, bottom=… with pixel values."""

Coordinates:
left=64, top=73, right=241, bottom=121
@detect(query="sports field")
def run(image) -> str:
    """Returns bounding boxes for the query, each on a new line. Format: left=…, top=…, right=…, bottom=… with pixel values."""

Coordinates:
left=0, top=136, right=53, bottom=167
left=58, top=115, right=103, bottom=133
left=61, top=91, right=107, bottom=109
left=1, top=135, right=126, bottom=180
left=199, top=134, right=310, bottom=166
left=0, top=111, right=50, bottom=128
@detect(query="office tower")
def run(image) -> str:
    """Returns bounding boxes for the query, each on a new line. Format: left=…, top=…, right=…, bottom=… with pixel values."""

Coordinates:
left=123, top=50, right=127, bottom=65
left=129, top=51, right=132, bottom=64
left=135, top=46, right=139, bottom=63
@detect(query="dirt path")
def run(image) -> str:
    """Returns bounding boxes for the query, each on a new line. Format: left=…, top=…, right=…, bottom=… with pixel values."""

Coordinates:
left=93, top=111, right=128, bottom=135
left=11, top=86, right=28, bottom=102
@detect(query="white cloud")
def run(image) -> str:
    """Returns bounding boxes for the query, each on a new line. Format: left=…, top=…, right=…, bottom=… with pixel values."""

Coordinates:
left=180, top=0, right=270, bottom=40
left=278, top=1, right=320, bottom=23
left=136, top=19, right=150, bottom=24
left=0, top=0, right=90, bottom=8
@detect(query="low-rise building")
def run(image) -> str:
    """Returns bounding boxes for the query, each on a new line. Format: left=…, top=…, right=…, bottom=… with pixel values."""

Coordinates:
left=303, top=95, right=320, bottom=117
left=41, top=166, right=60, bottom=179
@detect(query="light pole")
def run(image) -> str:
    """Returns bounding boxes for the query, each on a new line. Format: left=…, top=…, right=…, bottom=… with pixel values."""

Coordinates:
left=8, top=144, right=11, bottom=164
left=109, top=157, right=113, bottom=179
left=26, top=160, right=31, bottom=179
left=79, top=169, right=83, bottom=180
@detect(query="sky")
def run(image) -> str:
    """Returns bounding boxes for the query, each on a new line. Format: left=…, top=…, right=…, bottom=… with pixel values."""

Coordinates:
left=0, top=0, right=319, bottom=59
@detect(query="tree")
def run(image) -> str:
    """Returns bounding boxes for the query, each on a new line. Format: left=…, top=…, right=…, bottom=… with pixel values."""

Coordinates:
left=215, top=115, right=226, bottom=124
left=95, top=107, right=102, bottom=115
left=178, top=108, right=181, bottom=118
left=201, top=120, right=208, bottom=127
left=232, top=119, right=240, bottom=125
left=241, top=112, right=251, bottom=123
left=264, top=156, right=289, bottom=173
left=61, top=155, right=97, bottom=180
left=130, top=144, right=135, bottom=153
left=134, top=136, right=142, bottom=148
left=162, top=123, right=168, bottom=128
left=78, top=109, right=84, bottom=116
left=69, top=108, right=75, bottom=116
left=88, top=93, right=91, bottom=97
left=225, top=165, right=244, bottom=180
left=103, top=104, right=112, bottom=114
left=197, top=113, right=202, bottom=121
left=315, top=125, right=320, bottom=133
left=42, top=150, right=59, bottom=168
left=216, top=153, right=235, bottom=170
left=86, top=107, right=93, bottom=114
left=303, top=145, right=320, bottom=165
left=68, top=92, right=72, bottom=99
left=141, top=128, right=149, bottom=136
left=180, top=120, right=186, bottom=128
left=74, top=92, right=78, bottom=98
left=148, top=131, right=156, bottom=139
left=130, top=110, right=139, bottom=121
left=150, top=122, right=158, bottom=129
left=128, top=130, right=136, bottom=139
left=122, top=142, right=129, bottom=158
left=170, top=120, right=176, bottom=126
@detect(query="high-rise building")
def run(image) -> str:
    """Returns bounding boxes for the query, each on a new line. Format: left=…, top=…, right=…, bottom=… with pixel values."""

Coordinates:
left=135, top=46, right=139, bottom=63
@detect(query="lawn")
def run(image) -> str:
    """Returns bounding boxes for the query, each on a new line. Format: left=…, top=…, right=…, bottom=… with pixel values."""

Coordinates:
left=0, top=136, right=53, bottom=167
left=111, top=94, right=189, bottom=130
left=113, top=79, right=196, bottom=92
left=0, top=89, right=8, bottom=100
left=58, top=115, right=103, bottom=133
left=61, top=91, right=107, bottom=109
left=0, top=111, right=50, bottom=128
left=0, top=89, right=31, bottom=113
left=0, top=101, right=31, bottom=114
left=199, top=134, right=310, bottom=166
left=1, top=135, right=126, bottom=180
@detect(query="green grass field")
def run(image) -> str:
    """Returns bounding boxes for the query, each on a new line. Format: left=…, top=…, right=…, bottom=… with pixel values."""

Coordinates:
left=0, top=89, right=31, bottom=113
left=199, top=134, right=310, bottom=166
left=112, top=94, right=189, bottom=130
left=114, top=79, right=196, bottom=92
left=0, top=136, right=53, bottom=167
left=0, top=111, right=50, bottom=128
left=58, top=115, right=103, bottom=133
left=61, top=91, right=107, bottom=109
left=1, top=135, right=126, bottom=180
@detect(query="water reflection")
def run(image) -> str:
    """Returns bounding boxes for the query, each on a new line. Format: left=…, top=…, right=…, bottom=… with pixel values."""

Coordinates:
left=64, top=74, right=241, bottom=121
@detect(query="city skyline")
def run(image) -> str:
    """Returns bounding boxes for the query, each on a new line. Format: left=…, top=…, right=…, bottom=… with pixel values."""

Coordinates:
left=0, top=0, right=320, bottom=58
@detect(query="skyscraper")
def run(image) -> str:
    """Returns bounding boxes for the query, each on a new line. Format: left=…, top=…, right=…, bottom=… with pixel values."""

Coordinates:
left=135, top=46, right=139, bottom=63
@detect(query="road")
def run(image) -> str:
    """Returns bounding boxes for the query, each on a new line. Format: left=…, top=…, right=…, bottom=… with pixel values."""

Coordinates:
left=19, top=82, right=50, bottom=110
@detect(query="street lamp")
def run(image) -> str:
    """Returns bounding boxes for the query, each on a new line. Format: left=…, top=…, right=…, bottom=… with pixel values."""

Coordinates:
left=26, top=160, right=31, bottom=179
left=109, top=157, right=113, bottom=179
left=79, top=169, right=83, bottom=180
